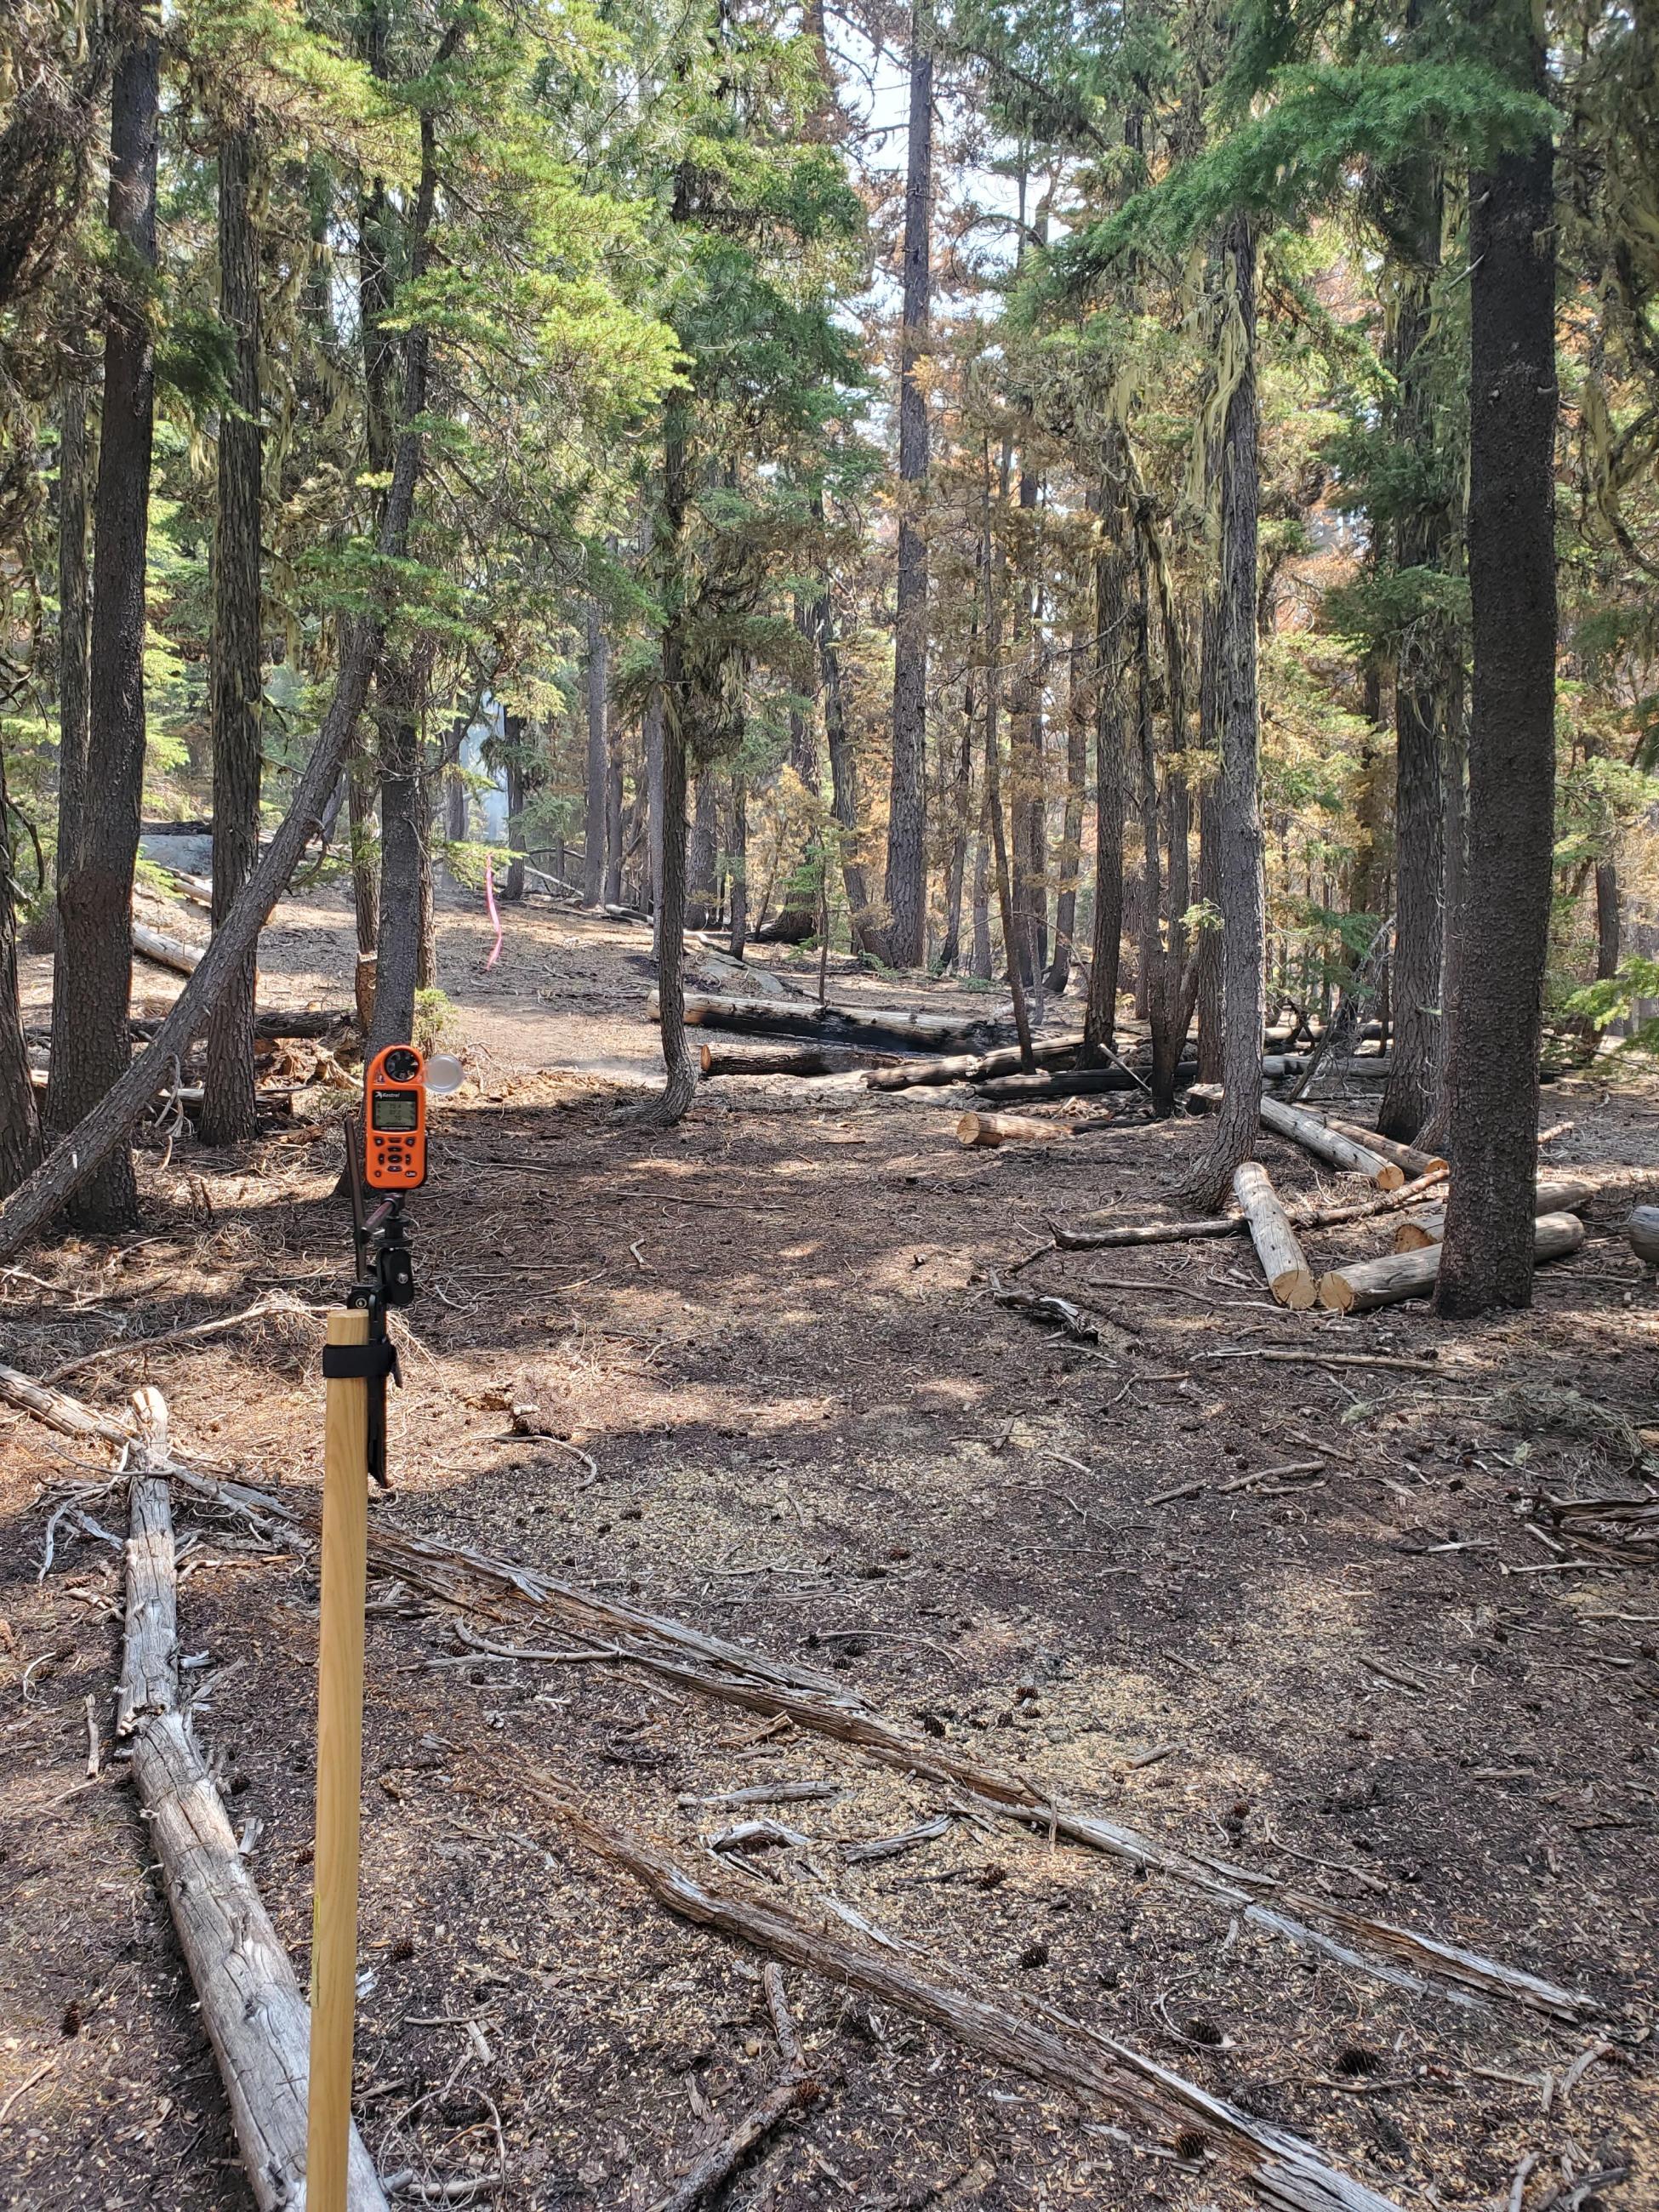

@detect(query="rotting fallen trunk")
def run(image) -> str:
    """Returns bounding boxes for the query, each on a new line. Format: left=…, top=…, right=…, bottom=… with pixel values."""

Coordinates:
left=4, top=1361, right=1594, bottom=2027
left=1320, top=1211, right=1585, bottom=1314
left=112, top=1388, right=387, bottom=2212
left=865, top=1035, right=1083, bottom=1090
left=698, top=1041, right=895, bottom=1079
left=537, top=1788, right=1405, bottom=2212
left=1232, top=1161, right=1315, bottom=1308
left=657, top=991, right=1006, bottom=1055
left=973, top=1066, right=1158, bottom=1105
left=1393, top=1176, right=1595, bottom=1253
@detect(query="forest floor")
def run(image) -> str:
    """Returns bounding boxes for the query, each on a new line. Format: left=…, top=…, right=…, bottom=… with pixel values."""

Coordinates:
left=3, top=879, right=1657, bottom=2212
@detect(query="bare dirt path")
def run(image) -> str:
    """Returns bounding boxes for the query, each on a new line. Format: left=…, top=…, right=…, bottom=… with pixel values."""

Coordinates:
left=3, top=881, right=1656, bottom=2210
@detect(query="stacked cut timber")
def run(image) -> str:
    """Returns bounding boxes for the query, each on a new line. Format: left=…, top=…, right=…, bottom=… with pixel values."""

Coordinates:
left=1392, top=1177, right=1596, bottom=1252
left=1319, top=1212, right=1585, bottom=1314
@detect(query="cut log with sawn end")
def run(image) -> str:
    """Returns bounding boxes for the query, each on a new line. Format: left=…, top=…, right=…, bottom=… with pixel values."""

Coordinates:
left=957, top=1111, right=1068, bottom=1149
left=1233, top=1160, right=1316, bottom=1308
left=1320, top=1211, right=1586, bottom=1314
left=1259, top=1096, right=1402, bottom=1188
left=1392, top=1177, right=1596, bottom=1252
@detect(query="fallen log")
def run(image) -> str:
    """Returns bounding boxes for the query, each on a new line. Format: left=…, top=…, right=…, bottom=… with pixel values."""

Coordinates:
left=1259, top=1095, right=1402, bottom=1189
left=1392, top=1176, right=1597, bottom=1252
left=134, top=921, right=203, bottom=977
left=1319, top=1211, right=1586, bottom=1314
left=539, top=1790, right=1404, bottom=2212
left=1233, top=1162, right=1316, bottom=1309
left=864, top=1035, right=1084, bottom=1090
left=1048, top=1167, right=1450, bottom=1253
left=1, top=1360, right=1595, bottom=2024
left=973, top=1066, right=1153, bottom=1104
left=1320, top=1116, right=1445, bottom=1180
left=113, top=1388, right=386, bottom=2212
left=653, top=991, right=1005, bottom=1055
left=956, top=1110, right=1068, bottom=1148
left=698, top=1041, right=894, bottom=1079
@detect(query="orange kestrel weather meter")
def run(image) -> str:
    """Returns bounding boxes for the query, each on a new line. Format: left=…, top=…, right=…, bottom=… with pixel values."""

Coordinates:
left=364, top=1043, right=429, bottom=1190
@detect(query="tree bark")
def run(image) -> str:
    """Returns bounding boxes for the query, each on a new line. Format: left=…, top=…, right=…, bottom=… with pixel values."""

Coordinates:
left=1009, top=463, right=1045, bottom=994
left=1594, top=858, right=1619, bottom=981
left=584, top=597, right=608, bottom=905
left=1434, top=12, right=1557, bottom=1319
left=1083, top=497, right=1127, bottom=1061
left=604, top=712, right=624, bottom=909
left=646, top=685, right=665, bottom=955
left=200, top=127, right=264, bottom=1147
left=938, top=670, right=975, bottom=973
left=635, top=402, right=700, bottom=1126
left=498, top=710, right=526, bottom=901
left=1377, top=143, right=1450, bottom=1144
left=367, top=656, right=423, bottom=1053
left=884, top=0, right=932, bottom=968
left=44, top=10, right=161, bottom=1229
left=969, top=831, right=992, bottom=978
left=818, top=573, right=876, bottom=955
left=1179, top=215, right=1264, bottom=1209
left=0, top=743, right=43, bottom=1196
left=727, top=776, right=748, bottom=959
left=54, top=379, right=90, bottom=900
left=1046, top=607, right=1088, bottom=994
left=983, top=445, right=1034, bottom=1069
left=687, top=770, right=718, bottom=931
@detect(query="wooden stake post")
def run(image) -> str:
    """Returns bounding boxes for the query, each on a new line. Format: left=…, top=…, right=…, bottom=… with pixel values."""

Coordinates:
left=307, top=1307, right=373, bottom=2212
left=305, top=1052, right=442, bottom=2209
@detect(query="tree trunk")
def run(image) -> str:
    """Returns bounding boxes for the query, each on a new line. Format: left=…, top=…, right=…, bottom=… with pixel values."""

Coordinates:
left=818, top=576, right=876, bottom=955
left=970, top=833, right=992, bottom=978
left=54, top=379, right=91, bottom=901
left=983, top=445, right=1034, bottom=1070
left=1009, top=463, right=1044, bottom=994
left=1377, top=145, right=1450, bottom=1145
left=604, top=711, right=624, bottom=908
left=0, top=744, right=43, bottom=1196
left=200, top=128, right=263, bottom=1148
left=1179, top=215, right=1263, bottom=1209
left=1194, top=571, right=1223, bottom=1083
left=1047, top=607, right=1087, bottom=994
left=503, top=711, right=527, bottom=902
left=45, top=13, right=160, bottom=1229
left=1434, top=14, right=1557, bottom=1319
left=728, top=777, right=748, bottom=960
left=646, top=687, right=665, bottom=955
left=367, top=659, right=423, bottom=1053
left=884, top=0, right=932, bottom=969
left=938, top=670, right=975, bottom=972
left=347, top=739, right=379, bottom=1015
left=687, top=771, right=717, bottom=931
left=638, top=418, right=700, bottom=1126
left=584, top=597, right=608, bottom=905
left=1083, top=499, right=1127, bottom=1061
left=1594, top=858, right=1619, bottom=981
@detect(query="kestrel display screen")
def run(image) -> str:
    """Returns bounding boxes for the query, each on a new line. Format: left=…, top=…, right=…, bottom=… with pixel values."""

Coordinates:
left=370, top=1091, right=419, bottom=1133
